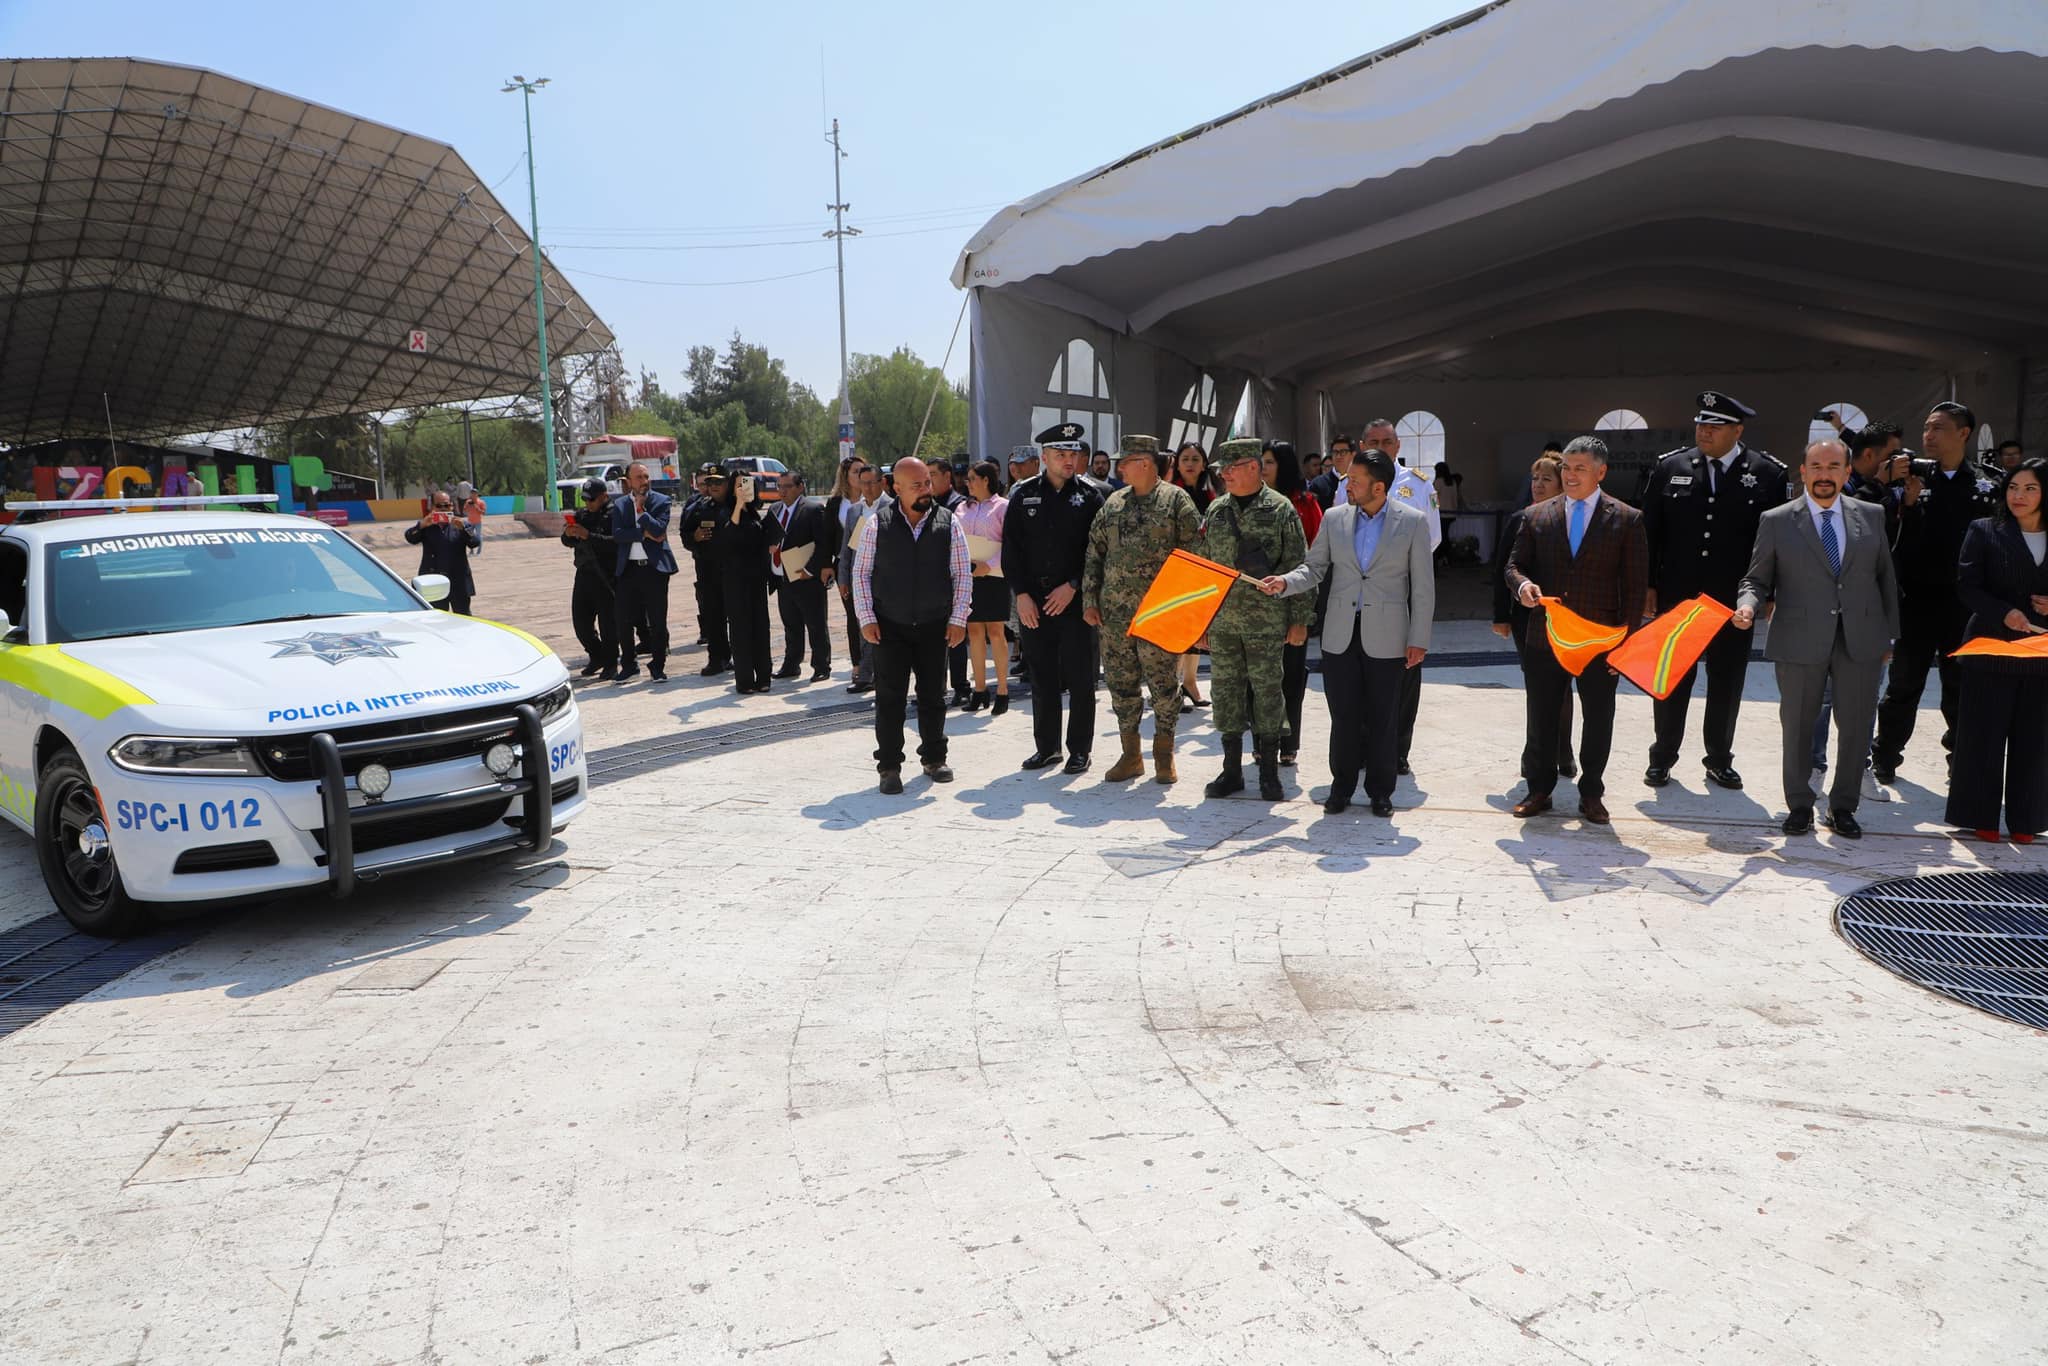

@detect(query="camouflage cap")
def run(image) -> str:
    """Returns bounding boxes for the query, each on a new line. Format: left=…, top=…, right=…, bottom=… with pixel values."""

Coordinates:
left=1214, top=437, right=1264, bottom=466
left=1118, top=434, right=1160, bottom=460
left=1007, top=443, right=1042, bottom=464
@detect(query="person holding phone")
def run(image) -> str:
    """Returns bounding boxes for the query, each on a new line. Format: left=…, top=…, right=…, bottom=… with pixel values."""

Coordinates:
left=404, top=490, right=480, bottom=615
left=711, top=464, right=781, bottom=694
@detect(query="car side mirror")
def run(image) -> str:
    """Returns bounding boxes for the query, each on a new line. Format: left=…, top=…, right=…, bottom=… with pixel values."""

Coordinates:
left=0, top=608, right=17, bottom=639
left=412, top=573, right=451, bottom=604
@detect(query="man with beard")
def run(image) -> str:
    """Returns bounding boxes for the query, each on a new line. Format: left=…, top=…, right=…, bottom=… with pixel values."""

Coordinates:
left=1083, top=435, right=1201, bottom=784
left=852, top=456, right=970, bottom=794
left=1735, top=439, right=1899, bottom=838
left=1005, top=423, right=1107, bottom=773
left=1639, top=390, right=1788, bottom=792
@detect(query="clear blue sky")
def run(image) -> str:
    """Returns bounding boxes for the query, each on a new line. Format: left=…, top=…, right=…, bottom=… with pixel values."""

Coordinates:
left=3, top=0, right=1468, bottom=401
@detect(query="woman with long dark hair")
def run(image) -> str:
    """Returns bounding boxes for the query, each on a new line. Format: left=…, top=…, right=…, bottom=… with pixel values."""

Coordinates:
left=1947, top=456, right=2048, bottom=842
left=1262, top=441, right=1322, bottom=767
left=711, top=464, right=780, bottom=694
left=956, top=459, right=1012, bottom=714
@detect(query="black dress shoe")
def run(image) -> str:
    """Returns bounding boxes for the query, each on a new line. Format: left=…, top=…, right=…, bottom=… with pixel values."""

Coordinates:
left=1322, top=793, right=1350, bottom=814
left=1063, top=753, right=1091, bottom=775
left=1870, top=762, right=1898, bottom=786
left=700, top=661, right=731, bottom=677
left=1370, top=798, right=1395, bottom=818
left=773, top=664, right=801, bottom=679
left=1823, top=809, right=1863, bottom=839
left=878, top=768, right=904, bottom=795
left=1558, top=757, right=1578, bottom=780
left=951, top=687, right=973, bottom=708
left=1703, top=765, right=1744, bottom=790
left=648, top=667, right=667, bottom=683
left=614, top=667, right=641, bottom=684
left=1644, top=765, right=1670, bottom=788
left=846, top=681, right=872, bottom=694
left=1021, top=750, right=1064, bottom=771
left=1396, top=758, right=1412, bottom=776
left=579, top=660, right=604, bottom=677
left=596, top=667, right=619, bottom=682
left=1782, top=807, right=1815, bottom=835
left=810, top=669, right=831, bottom=682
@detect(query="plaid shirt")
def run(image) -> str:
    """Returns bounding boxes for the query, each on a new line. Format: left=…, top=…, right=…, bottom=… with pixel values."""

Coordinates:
left=853, top=501, right=971, bottom=629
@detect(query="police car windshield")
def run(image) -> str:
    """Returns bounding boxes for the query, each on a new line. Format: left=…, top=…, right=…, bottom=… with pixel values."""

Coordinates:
left=45, top=525, right=425, bottom=643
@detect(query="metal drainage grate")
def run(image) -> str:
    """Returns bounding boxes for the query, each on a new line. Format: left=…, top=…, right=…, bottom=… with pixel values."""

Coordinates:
left=1835, top=871, right=2048, bottom=1030
left=0, top=914, right=202, bottom=1039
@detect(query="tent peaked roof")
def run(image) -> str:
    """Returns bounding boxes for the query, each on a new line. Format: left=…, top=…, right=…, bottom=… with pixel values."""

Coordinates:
left=952, top=0, right=2048, bottom=380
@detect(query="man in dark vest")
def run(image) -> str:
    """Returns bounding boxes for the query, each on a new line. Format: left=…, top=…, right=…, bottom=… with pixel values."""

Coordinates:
left=851, top=456, right=971, bottom=795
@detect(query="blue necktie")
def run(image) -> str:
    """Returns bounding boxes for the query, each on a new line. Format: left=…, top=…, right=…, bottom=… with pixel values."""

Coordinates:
left=1820, top=506, right=1841, bottom=576
left=1568, top=498, right=1588, bottom=556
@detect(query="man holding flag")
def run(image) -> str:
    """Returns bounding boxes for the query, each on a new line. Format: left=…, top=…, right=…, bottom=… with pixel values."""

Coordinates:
left=1639, top=390, right=1787, bottom=791
left=1083, top=435, right=1203, bottom=784
left=1503, top=436, right=1648, bottom=824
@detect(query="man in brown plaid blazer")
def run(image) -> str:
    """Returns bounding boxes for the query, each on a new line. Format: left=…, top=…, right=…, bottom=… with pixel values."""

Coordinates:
left=1503, top=436, right=1649, bottom=823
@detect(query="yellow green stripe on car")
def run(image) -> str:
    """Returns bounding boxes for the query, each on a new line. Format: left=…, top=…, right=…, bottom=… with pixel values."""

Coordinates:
left=0, top=646, right=154, bottom=719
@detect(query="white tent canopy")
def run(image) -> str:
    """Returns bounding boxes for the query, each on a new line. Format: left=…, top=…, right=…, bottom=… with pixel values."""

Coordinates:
left=957, top=0, right=2048, bottom=502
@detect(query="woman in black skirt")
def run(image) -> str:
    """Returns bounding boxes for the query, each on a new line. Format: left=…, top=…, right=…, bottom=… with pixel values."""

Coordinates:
left=710, top=465, right=780, bottom=694
left=957, top=459, right=1012, bottom=714
left=1170, top=442, right=1215, bottom=709
left=1947, top=456, right=2048, bottom=843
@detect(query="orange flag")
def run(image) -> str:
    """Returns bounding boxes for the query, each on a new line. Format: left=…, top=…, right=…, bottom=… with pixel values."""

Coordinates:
left=1609, top=595, right=1735, bottom=699
left=1539, top=597, right=1627, bottom=675
left=1128, top=549, right=1241, bottom=653
left=1952, top=632, right=2048, bottom=661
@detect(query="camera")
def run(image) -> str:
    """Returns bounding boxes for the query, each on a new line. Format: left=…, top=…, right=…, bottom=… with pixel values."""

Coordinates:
left=1908, top=455, right=1938, bottom=481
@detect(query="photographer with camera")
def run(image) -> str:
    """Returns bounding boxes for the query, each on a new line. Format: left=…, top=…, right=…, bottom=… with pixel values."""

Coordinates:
left=560, top=477, right=619, bottom=677
left=677, top=463, right=732, bottom=677
left=1869, top=401, right=2001, bottom=784
left=405, top=489, right=480, bottom=615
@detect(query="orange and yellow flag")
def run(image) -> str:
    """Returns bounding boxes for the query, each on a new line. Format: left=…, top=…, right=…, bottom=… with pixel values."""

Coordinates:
left=1952, top=632, right=2048, bottom=661
left=1539, top=597, right=1627, bottom=675
left=1128, top=549, right=1241, bottom=653
left=1609, top=595, right=1735, bottom=699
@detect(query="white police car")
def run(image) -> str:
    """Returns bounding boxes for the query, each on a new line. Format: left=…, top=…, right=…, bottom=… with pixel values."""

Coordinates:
left=0, top=500, right=586, bottom=936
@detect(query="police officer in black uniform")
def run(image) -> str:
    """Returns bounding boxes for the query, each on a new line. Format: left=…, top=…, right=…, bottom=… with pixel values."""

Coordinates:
left=1870, top=401, right=2001, bottom=783
left=1003, top=422, right=1108, bottom=773
left=676, top=462, right=732, bottom=676
left=1640, top=390, right=1788, bottom=790
left=561, top=476, right=619, bottom=677
left=936, top=454, right=972, bottom=705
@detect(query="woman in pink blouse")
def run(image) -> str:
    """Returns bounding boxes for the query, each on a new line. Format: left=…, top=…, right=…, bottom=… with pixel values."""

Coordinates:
left=956, top=459, right=1011, bottom=714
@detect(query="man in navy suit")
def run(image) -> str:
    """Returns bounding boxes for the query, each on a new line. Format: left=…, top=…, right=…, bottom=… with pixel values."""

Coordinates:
left=611, top=462, right=677, bottom=682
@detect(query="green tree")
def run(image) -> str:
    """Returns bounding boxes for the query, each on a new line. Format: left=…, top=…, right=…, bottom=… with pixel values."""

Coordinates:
left=381, top=407, right=544, bottom=495
left=846, top=348, right=967, bottom=463
left=606, top=406, right=676, bottom=439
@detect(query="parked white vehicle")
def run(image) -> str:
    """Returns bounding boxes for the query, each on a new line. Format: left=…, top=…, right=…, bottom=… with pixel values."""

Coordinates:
left=0, top=501, right=586, bottom=935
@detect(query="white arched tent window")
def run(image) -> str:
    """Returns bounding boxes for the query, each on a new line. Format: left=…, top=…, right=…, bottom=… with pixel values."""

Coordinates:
left=1596, top=409, right=1648, bottom=432
left=1809, top=402, right=1868, bottom=447
left=1397, top=410, right=1446, bottom=468
left=1168, top=374, right=1220, bottom=453
left=1977, top=423, right=1997, bottom=453
left=1030, top=338, right=1118, bottom=453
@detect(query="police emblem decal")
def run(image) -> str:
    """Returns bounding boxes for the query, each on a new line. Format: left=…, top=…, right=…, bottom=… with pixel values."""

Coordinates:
left=268, top=630, right=411, bottom=665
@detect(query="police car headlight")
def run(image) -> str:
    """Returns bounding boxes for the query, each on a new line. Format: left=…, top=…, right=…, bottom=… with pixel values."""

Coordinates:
left=536, top=682, right=574, bottom=722
left=109, top=736, right=264, bottom=776
left=483, top=743, right=518, bottom=777
left=356, top=763, right=393, bottom=799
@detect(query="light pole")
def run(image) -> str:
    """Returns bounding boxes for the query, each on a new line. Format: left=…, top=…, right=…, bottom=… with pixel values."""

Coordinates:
left=503, top=75, right=560, bottom=511
left=824, top=119, right=859, bottom=460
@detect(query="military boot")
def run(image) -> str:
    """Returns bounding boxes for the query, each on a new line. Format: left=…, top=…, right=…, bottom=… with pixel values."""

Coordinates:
left=1256, top=736, right=1284, bottom=800
left=1153, top=728, right=1178, bottom=785
left=1205, top=734, right=1245, bottom=798
left=1103, top=728, right=1145, bottom=782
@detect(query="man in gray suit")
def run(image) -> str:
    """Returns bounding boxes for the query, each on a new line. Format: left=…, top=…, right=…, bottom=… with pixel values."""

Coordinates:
left=1262, top=450, right=1435, bottom=815
left=1735, top=439, right=1900, bottom=838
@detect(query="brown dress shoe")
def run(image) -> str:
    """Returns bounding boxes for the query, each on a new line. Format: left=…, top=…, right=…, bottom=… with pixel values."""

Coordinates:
left=1579, top=796, right=1611, bottom=824
left=1511, top=794, right=1553, bottom=819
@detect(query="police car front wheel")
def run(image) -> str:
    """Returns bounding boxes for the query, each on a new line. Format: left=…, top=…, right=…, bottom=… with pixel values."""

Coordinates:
left=35, top=749, right=151, bottom=938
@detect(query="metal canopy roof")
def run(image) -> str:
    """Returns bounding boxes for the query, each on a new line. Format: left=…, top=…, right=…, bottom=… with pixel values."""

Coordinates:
left=0, top=57, right=614, bottom=446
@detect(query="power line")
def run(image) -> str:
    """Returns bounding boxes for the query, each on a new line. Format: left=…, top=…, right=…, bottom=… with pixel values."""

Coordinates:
left=543, top=220, right=983, bottom=253
left=565, top=263, right=839, bottom=288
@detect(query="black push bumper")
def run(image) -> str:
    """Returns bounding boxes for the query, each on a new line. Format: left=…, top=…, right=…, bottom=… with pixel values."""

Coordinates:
left=309, top=703, right=553, bottom=898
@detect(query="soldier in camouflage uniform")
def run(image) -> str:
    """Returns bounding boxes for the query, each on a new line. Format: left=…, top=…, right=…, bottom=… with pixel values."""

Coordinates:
left=1200, top=439, right=1312, bottom=799
left=1084, top=435, right=1203, bottom=784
